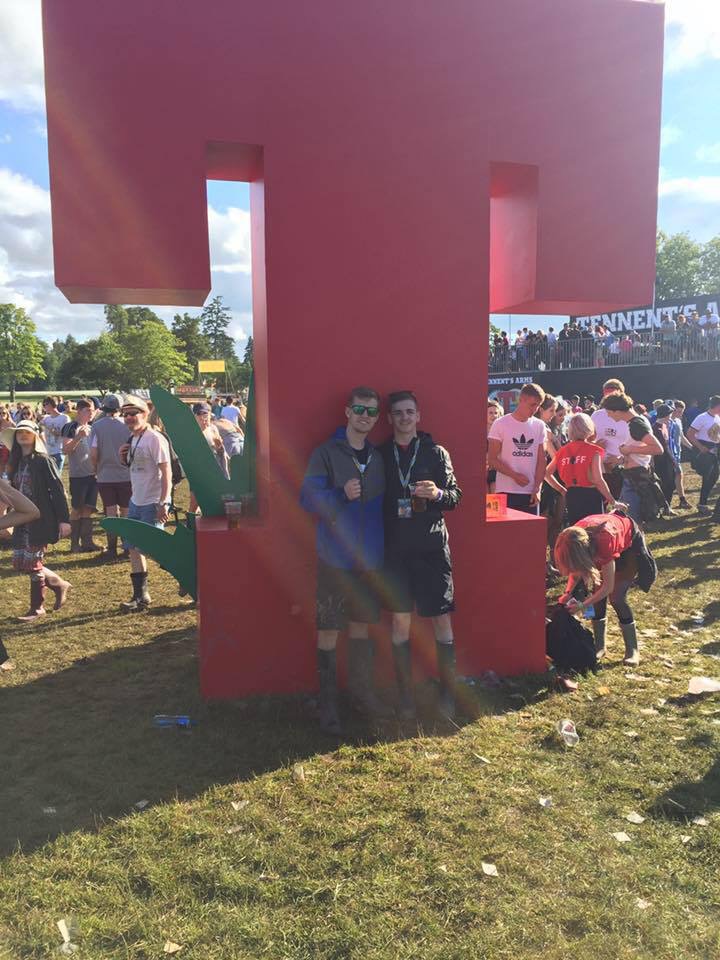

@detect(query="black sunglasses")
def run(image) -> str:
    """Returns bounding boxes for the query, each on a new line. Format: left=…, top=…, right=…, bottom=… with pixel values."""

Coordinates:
left=350, top=404, right=379, bottom=417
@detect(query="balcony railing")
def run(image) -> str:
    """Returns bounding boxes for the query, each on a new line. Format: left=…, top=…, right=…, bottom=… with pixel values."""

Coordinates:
left=489, top=330, right=720, bottom=374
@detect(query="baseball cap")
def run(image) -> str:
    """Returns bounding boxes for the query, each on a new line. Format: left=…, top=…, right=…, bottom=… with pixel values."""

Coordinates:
left=102, top=393, right=123, bottom=411
left=192, top=402, right=211, bottom=415
left=656, top=404, right=673, bottom=419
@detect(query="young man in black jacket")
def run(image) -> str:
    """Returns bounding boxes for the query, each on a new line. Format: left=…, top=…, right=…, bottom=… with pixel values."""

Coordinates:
left=380, top=391, right=462, bottom=719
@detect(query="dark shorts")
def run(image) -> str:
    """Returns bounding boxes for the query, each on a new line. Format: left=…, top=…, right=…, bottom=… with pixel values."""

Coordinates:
left=316, top=561, right=382, bottom=631
left=69, top=475, right=98, bottom=510
left=382, top=544, right=454, bottom=617
left=97, top=481, right=132, bottom=509
left=506, top=493, right=540, bottom=516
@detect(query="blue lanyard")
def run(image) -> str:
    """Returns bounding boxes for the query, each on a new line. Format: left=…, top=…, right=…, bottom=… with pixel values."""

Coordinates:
left=393, top=439, right=419, bottom=492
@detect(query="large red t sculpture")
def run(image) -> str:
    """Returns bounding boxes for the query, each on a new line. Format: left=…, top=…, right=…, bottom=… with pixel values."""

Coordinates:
left=42, top=0, right=663, bottom=697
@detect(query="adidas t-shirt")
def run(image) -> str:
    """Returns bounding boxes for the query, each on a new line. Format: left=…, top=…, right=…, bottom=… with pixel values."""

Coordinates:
left=488, top=413, right=547, bottom=495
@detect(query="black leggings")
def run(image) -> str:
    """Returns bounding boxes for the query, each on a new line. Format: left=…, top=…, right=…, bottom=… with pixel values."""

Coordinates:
left=698, top=451, right=720, bottom=505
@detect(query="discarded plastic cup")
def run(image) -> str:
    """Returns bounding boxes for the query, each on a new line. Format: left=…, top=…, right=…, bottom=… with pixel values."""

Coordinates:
left=688, top=677, right=720, bottom=695
left=557, top=718, right=579, bottom=746
left=152, top=715, right=195, bottom=728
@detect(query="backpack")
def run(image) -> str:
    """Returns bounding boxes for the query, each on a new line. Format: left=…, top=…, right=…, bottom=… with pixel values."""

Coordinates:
left=546, top=605, right=598, bottom=675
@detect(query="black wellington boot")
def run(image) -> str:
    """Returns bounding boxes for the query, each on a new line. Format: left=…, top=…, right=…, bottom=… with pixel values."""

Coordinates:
left=347, top=638, right=393, bottom=719
left=121, top=572, right=151, bottom=611
left=435, top=640, right=457, bottom=721
left=317, top=648, right=342, bottom=736
left=392, top=642, right=416, bottom=720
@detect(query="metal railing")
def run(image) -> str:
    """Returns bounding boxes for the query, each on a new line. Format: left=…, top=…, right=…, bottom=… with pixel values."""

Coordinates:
left=489, top=330, right=720, bottom=373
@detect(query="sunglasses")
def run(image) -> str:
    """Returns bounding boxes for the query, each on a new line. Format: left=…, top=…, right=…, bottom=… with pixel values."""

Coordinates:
left=350, top=404, right=379, bottom=417
left=123, top=409, right=143, bottom=417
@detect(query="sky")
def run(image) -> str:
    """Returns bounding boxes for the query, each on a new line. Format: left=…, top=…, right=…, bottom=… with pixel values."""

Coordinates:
left=0, top=0, right=719, bottom=348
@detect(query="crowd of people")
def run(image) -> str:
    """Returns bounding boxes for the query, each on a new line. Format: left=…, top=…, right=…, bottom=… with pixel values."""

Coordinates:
left=489, top=307, right=720, bottom=372
left=2, top=378, right=719, bottom=732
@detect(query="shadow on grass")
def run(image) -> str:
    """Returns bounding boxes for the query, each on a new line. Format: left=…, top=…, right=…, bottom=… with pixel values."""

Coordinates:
left=1, top=627, right=548, bottom=857
left=649, top=753, right=720, bottom=822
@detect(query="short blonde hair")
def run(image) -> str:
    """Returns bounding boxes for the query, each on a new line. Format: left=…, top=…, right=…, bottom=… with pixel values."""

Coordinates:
left=567, top=413, right=595, bottom=443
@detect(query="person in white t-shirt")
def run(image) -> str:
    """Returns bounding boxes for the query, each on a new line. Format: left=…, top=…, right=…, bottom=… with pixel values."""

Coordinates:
left=40, top=396, right=70, bottom=472
left=591, top=378, right=627, bottom=500
left=488, top=383, right=547, bottom=515
left=117, top=396, right=171, bottom=611
left=601, top=393, right=663, bottom=523
left=220, top=396, right=240, bottom=425
left=687, top=395, right=720, bottom=515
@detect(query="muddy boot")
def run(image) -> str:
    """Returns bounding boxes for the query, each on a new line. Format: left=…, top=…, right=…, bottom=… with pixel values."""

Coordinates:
left=392, top=642, right=416, bottom=720
left=120, top=572, right=151, bottom=612
left=17, top=576, right=47, bottom=622
left=43, top=568, right=72, bottom=611
left=80, top=517, right=102, bottom=552
left=317, top=648, right=341, bottom=736
left=592, top=618, right=607, bottom=660
left=435, top=640, right=457, bottom=720
left=70, top=518, right=82, bottom=553
left=347, top=638, right=393, bottom=719
left=621, top=621, right=640, bottom=666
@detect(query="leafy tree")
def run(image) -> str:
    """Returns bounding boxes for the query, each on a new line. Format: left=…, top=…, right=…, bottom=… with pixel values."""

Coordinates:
left=243, top=335, right=254, bottom=366
left=0, top=304, right=46, bottom=400
left=44, top=335, right=79, bottom=388
left=699, top=236, right=720, bottom=294
left=104, top=304, right=164, bottom=336
left=655, top=231, right=703, bottom=301
left=71, top=333, right=126, bottom=391
left=117, top=321, right=191, bottom=389
left=171, top=313, right=211, bottom=380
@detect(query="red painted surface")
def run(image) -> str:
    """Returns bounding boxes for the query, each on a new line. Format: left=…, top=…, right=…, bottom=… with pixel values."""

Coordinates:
left=43, top=0, right=664, bottom=697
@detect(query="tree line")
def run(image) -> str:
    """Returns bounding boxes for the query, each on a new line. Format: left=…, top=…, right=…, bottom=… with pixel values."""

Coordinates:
left=0, top=295, right=253, bottom=399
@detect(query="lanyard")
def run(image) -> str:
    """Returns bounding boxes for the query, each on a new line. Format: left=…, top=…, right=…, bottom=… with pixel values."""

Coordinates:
left=393, top=439, right=419, bottom=492
left=350, top=448, right=372, bottom=475
left=127, top=428, right=147, bottom=468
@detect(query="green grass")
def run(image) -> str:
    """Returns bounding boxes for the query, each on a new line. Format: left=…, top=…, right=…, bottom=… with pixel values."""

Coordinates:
left=1, top=477, right=719, bottom=959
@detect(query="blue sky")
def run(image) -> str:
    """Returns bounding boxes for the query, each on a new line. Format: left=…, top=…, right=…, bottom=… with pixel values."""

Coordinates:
left=0, top=0, right=719, bottom=345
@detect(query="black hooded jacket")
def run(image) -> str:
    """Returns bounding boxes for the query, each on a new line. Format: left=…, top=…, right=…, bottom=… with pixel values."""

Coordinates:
left=11, top=453, right=69, bottom=546
left=380, top=431, right=462, bottom=552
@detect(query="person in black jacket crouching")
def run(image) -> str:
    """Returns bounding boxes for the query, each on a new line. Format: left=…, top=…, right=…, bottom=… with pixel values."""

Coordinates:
left=380, top=391, right=462, bottom=720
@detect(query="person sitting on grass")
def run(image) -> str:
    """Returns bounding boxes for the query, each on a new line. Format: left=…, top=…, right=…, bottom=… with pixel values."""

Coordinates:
left=554, top=511, right=656, bottom=667
left=0, top=420, right=71, bottom=623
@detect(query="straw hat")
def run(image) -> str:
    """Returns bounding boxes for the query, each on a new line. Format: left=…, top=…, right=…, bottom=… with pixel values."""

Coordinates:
left=0, top=419, right=48, bottom=456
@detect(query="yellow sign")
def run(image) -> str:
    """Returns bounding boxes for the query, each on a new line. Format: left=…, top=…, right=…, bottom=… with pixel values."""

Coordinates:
left=198, top=360, right=226, bottom=373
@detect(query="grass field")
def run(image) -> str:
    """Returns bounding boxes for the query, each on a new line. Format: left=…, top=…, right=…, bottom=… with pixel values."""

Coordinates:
left=1, top=476, right=719, bottom=959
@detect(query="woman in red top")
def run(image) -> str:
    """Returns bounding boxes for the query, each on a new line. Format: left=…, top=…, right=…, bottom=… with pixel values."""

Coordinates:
left=545, top=413, right=623, bottom=525
left=554, top=511, right=650, bottom=665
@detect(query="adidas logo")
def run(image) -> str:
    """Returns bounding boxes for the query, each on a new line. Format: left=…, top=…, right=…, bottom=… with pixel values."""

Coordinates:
left=512, top=434, right=535, bottom=457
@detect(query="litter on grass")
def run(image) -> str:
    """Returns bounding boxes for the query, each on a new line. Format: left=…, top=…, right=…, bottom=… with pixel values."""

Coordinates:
left=691, top=816, right=709, bottom=826
left=612, top=832, right=632, bottom=843
left=481, top=862, right=499, bottom=877
left=556, top=719, right=579, bottom=746
left=226, top=825, right=243, bottom=835
left=539, top=797, right=553, bottom=808
left=57, top=918, right=79, bottom=954
left=639, top=708, right=660, bottom=716
left=473, top=754, right=491, bottom=764
left=636, top=898, right=651, bottom=910
left=688, top=677, right=720, bottom=695
left=292, top=764, right=306, bottom=783
left=623, top=730, right=640, bottom=738
left=231, top=800, right=249, bottom=812
left=625, top=812, right=646, bottom=824
left=625, top=674, right=651, bottom=682
left=42, top=806, right=57, bottom=815
left=163, top=942, right=183, bottom=954
left=134, top=799, right=149, bottom=810
left=681, top=835, right=691, bottom=844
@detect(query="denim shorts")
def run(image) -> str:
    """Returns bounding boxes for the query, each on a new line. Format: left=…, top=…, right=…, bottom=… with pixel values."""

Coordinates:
left=122, top=500, right=165, bottom=550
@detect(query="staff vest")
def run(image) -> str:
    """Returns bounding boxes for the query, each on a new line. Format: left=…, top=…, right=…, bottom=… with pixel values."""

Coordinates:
left=556, top=440, right=604, bottom=488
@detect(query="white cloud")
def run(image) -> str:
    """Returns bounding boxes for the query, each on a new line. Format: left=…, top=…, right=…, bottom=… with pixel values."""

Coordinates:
left=0, top=166, right=252, bottom=346
left=664, top=0, right=720, bottom=72
left=659, top=175, right=720, bottom=204
left=0, top=0, right=44, bottom=110
left=0, top=134, right=11, bottom=144
left=661, top=124, right=682, bottom=149
left=696, top=143, right=720, bottom=164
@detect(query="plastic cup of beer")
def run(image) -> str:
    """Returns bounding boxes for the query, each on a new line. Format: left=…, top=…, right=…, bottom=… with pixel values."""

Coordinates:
left=409, top=483, right=427, bottom=513
left=224, top=499, right=243, bottom=529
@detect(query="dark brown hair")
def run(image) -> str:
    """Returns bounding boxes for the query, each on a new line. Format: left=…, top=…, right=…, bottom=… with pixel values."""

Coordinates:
left=348, top=386, right=380, bottom=406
